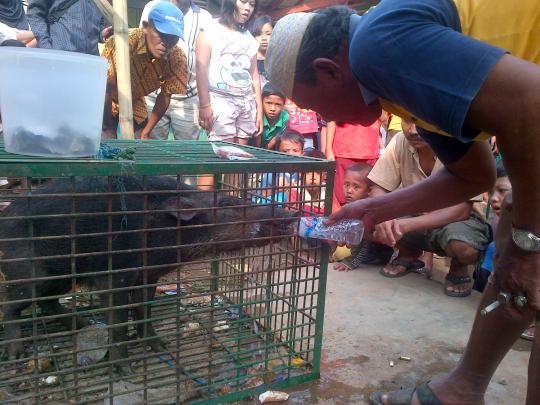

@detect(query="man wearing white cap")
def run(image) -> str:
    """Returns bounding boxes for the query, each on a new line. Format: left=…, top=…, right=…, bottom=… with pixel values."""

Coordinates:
left=266, top=1, right=540, bottom=404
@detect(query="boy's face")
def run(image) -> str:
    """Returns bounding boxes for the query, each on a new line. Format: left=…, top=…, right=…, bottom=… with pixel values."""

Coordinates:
left=279, top=140, right=303, bottom=155
left=263, top=95, right=284, bottom=122
left=490, top=176, right=511, bottom=217
left=343, top=170, right=369, bottom=203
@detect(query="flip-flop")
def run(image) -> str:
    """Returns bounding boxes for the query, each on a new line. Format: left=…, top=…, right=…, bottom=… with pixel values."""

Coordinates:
left=370, top=381, right=443, bottom=405
left=380, top=258, right=426, bottom=278
left=444, top=273, right=472, bottom=297
left=521, top=323, right=535, bottom=341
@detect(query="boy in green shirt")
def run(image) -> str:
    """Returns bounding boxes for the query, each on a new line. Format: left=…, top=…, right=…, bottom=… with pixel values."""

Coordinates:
left=255, top=83, right=289, bottom=149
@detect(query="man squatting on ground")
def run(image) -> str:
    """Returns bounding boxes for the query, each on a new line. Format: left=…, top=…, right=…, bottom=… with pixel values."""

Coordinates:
left=101, top=2, right=188, bottom=139
left=266, top=1, right=540, bottom=404
left=368, top=119, right=491, bottom=298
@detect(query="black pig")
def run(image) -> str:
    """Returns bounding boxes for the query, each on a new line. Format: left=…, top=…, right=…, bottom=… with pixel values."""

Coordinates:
left=0, top=176, right=295, bottom=365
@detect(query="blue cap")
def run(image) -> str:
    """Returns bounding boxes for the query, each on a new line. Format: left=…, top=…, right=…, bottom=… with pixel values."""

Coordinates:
left=148, top=2, right=184, bottom=39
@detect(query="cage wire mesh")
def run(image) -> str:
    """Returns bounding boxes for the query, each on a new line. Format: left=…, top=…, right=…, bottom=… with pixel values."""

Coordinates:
left=0, top=140, right=333, bottom=404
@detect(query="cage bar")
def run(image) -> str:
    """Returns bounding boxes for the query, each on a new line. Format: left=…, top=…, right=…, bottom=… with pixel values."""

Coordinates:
left=0, top=139, right=333, bottom=404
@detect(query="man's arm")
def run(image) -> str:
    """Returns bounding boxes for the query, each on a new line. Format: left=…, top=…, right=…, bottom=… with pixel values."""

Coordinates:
left=330, top=54, right=540, bottom=310
left=466, top=54, right=540, bottom=310
left=139, top=91, right=171, bottom=139
left=27, top=0, right=53, bottom=48
left=368, top=184, right=472, bottom=246
left=101, top=78, right=117, bottom=139
left=330, top=140, right=494, bottom=228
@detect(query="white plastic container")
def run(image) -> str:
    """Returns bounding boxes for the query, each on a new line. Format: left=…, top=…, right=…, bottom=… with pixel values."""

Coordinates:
left=0, top=48, right=108, bottom=157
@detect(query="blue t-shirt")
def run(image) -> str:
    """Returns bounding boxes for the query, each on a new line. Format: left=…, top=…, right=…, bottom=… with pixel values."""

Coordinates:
left=480, top=241, right=496, bottom=273
left=348, top=0, right=506, bottom=163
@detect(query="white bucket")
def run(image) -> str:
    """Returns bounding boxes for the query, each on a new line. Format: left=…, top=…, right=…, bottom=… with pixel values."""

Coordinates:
left=0, top=47, right=108, bottom=157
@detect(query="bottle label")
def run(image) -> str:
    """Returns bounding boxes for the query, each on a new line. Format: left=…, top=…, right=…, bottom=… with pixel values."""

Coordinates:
left=303, top=217, right=320, bottom=238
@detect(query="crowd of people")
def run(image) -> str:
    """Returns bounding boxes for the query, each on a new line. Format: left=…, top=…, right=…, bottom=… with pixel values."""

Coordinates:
left=1, top=1, right=538, bottom=403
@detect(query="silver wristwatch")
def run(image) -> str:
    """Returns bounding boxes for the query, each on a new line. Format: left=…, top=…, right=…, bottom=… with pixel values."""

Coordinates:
left=511, top=226, right=540, bottom=252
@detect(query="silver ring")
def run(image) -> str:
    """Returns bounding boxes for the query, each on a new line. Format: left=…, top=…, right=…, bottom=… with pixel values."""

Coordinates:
left=514, top=294, right=528, bottom=308
left=497, top=292, right=512, bottom=304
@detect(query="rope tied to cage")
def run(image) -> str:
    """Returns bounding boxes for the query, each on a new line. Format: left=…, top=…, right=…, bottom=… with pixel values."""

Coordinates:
left=95, top=143, right=136, bottom=161
left=94, top=144, right=137, bottom=233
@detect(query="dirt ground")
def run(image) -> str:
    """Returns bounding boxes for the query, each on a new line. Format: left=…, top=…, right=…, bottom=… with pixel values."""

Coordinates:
left=241, top=259, right=530, bottom=404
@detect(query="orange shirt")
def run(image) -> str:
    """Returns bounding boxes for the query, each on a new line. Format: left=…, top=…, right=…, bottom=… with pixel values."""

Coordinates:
left=102, top=29, right=188, bottom=124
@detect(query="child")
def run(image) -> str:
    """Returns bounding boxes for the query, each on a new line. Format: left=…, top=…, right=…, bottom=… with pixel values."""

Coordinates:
left=276, top=130, right=304, bottom=155
left=473, top=161, right=533, bottom=340
left=250, top=15, right=273, bottom=85
left=326, top=120, right=380, bottom=211
left=290, top=149, right=326, bottom=215
left=474, top=161, right=511, bottom=291
left=333, top=163, right=393, bottom=271
left=255, top=83, right=289, bottom=149
left=195, top=0, right=262, bottom=145
left=256, top=131, right=303, bottom=205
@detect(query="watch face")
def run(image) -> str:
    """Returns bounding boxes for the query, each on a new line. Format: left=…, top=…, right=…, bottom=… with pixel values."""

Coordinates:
left=514, top=230, right=540, bottom=251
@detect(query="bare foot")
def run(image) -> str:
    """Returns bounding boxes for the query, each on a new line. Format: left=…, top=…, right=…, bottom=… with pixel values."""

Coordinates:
left=333, top=262, right=352, bottom=272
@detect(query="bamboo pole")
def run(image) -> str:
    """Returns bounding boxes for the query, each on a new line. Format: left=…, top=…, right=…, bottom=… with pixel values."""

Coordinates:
left=112, top=0, right=134, bottom=139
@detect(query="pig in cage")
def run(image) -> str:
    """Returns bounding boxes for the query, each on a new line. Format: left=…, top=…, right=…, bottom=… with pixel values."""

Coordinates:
left=0, top=140, right=334, bottom=404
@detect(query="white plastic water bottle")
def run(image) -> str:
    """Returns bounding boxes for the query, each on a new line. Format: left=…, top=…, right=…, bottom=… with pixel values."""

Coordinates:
left=298, top=217, right=364, bottom=245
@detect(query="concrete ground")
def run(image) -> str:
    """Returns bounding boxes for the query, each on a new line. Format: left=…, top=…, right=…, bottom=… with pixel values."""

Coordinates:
left=247, top=260, right=531, bottom=404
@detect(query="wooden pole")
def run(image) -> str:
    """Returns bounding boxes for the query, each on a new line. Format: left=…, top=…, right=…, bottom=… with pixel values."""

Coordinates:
left=112, top=0, right=134, bottom=139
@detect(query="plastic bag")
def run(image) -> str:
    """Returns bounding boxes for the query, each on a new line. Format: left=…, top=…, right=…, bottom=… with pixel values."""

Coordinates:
left=211, top=143, right=254, bottom=161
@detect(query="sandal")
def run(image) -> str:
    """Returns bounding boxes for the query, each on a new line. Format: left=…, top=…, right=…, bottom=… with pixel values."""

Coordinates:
left=379, top=258, right=425, bottom=278
left=370, top=381, right=442, bottom=405
left=444, top=273, right=472, bottom=297
left=521, top=323, right=535, bottom=341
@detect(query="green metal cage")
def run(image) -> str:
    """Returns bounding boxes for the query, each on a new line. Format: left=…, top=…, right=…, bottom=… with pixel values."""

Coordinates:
left=0, top=139, right=334, bottom=404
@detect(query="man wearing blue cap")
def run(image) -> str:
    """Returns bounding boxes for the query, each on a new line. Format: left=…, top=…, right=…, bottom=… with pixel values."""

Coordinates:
left=101, top=1, right=188, bottom=139
left=139, top=0, right=212, bottom=141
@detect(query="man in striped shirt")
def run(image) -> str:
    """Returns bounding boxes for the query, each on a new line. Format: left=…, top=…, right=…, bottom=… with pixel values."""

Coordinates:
left=101, top=2, right=188, bottom=139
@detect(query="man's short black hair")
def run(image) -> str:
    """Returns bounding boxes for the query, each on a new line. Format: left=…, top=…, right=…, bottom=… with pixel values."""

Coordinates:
left=296, top=6, right=354, bottom=85
left=276, top=130, right=304, bottom=150
left=219, top=0, right=259, bottom=32
left=262, top=82, right=285, bottom=101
